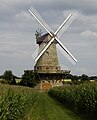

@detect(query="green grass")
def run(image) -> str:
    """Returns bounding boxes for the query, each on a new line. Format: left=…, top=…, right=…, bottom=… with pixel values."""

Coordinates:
left=0, top=84, right=84, bottom=120
left=28, top=92, right=82, bottom=120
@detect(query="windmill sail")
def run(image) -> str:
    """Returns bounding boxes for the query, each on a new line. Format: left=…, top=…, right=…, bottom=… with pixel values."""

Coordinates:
left=57, top=44, right=77, bottom=65
left=57, top=13, right=77, bottom=38
left=55, top=37, right=77, bottom=63
left=29, top=7, right=53, bottom=36
left=35, top=37, right=55, bottom=62
left=32, top=35, right=49, bottom=60
left=29, top=7, right=77, bottom=64
left=34, top=13, right=75, bottom=62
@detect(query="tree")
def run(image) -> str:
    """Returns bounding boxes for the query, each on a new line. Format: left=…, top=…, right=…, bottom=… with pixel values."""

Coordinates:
left=12, top=76, right=17, bottom=85
left=0, top=75, right=3, bottom=79
left=66, top=74, right=73, bottom=79
left=71, top=75, right=79, bottom=84
left=90, top=76, right=97, bottom=80
left=3, top=70, right=16, bottom=84
left=20, top=70, right=36, bottom=87
left=81, top=74, right=90, bottom=82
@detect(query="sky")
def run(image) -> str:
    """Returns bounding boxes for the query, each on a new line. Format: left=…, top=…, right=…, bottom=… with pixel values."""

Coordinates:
left=0, top=0, right=97, bottom=76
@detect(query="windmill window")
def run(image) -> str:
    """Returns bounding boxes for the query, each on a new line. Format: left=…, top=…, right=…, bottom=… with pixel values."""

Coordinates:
left=42, top=80, right=44, bottom=83
left=46, top=51, right=49, bottom=55
left=37, top=67, right=39, bottom=69
left=57, top=67, right=60, bottom=70
left=46, top=67, right=49, bottom=69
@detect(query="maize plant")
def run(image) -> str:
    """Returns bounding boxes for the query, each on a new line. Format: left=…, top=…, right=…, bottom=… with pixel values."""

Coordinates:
left=0, top=84, right=37, bottom=120
left=49, top=82, right=97, bottom=116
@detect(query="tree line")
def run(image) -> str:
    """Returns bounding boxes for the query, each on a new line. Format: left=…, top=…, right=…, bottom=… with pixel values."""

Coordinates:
left=0, top=70, right=97, bottom=87
left=65, top=74, right=97, bottom=85
left=0, top=70, right=37, bottom=88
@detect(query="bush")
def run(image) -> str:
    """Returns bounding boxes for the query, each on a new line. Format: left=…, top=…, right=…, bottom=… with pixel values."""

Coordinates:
left=48, top=83, right=97, bottom=117
left=20, top=70, right=36, bottom=87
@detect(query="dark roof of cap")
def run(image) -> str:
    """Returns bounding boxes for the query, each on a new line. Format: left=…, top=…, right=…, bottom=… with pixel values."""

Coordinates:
left=36, top=33, right=49, bottom=44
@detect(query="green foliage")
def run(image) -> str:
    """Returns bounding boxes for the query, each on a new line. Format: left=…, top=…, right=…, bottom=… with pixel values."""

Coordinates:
left=29, top=92, right=81, bottom=120
left=3, top=70, right=13, bottom=81
left=0, top=75, right=3, bottom=79
left=2, top=70, right=16, bottom=85
left=66, top=74, right=90, bottom=84
left=90, top=76, right=97, bottom=80
left=71, top=75, right=79, bottom=84
left=48, top=83, right=97, bottom=118
left=20, top=70, right=36, bottom=87
left=81, top=74, right=90, bottom=81
left=0, top=84, right=37, bottom=120
left=66, top=74, right=73, bottom=79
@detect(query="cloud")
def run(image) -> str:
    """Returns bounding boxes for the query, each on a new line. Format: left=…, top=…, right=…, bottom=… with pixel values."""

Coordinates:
left=80, top=30, right=97, bottom=38
left=0, top=0, right=97, bottom=76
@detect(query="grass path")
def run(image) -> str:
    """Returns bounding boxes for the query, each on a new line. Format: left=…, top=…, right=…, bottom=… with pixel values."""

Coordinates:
left=28, top=92, right=82, bottom=120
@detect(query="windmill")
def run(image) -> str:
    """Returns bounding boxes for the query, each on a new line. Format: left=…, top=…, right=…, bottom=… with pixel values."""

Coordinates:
left=28, top=7, right=77, bottom=85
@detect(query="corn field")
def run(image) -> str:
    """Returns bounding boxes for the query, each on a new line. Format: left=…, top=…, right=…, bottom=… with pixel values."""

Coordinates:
left=0, top=84, right=37, bottom=120
left=48, top=82, right=97, bottom=118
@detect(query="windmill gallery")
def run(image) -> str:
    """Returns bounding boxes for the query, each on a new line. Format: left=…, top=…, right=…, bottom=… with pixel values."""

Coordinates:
left=27, top=7, right=77, bottom=91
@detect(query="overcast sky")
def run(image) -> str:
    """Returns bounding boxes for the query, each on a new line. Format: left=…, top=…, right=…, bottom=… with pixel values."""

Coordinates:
left=0, top=0, right=97, bottom=76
